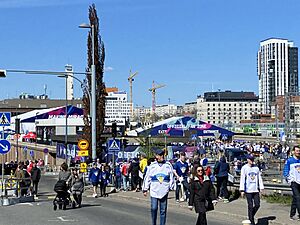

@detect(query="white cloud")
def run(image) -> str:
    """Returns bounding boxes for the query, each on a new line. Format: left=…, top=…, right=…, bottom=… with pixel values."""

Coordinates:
left=104, top=66, right=114, bottom=72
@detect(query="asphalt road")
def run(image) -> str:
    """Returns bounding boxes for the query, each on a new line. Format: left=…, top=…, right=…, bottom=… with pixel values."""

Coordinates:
left=0, top=175, right=242, bottom=225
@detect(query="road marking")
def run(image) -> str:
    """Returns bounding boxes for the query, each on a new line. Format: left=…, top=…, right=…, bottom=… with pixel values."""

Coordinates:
left=18, top=203, right=34, bottom=206
left=48, top=216, right=76, bottom=222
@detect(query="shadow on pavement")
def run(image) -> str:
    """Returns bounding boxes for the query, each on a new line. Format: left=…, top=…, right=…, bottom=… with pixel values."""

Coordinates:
left=63, top=203, right=102, bottom=210
left=256, top=216, right=276, bottom=225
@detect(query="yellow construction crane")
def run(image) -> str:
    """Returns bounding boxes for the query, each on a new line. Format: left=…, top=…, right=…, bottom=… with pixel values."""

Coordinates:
left=128, top=70, right=139, bottom=117
left=149, top=81, right=166, bottom=113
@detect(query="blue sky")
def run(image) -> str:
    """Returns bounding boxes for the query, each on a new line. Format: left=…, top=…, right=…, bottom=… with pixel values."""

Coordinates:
left=0, top=0, right=299, bottom=107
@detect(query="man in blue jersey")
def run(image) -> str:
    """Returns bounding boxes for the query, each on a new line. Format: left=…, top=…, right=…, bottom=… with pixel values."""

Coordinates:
left=239, top=155, right=264, bottom=225
left=142, top=149, right=174, bottom=225
left=173, top=152, right=189, bottom=202
left=283, top=145, right=300, bottom=220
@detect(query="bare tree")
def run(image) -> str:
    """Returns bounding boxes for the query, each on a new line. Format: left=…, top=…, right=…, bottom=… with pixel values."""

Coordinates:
left=82, top=4, right=106, bottom=158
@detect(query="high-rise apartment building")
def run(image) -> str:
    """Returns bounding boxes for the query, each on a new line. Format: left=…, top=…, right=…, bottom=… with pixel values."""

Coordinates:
left=257, top=38, right=298, bottom=113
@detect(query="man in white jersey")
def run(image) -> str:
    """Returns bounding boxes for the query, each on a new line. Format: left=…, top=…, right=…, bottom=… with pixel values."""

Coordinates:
left=143, top=149, right=174, bottom=225
left=239, top=155, right=264, bottom=225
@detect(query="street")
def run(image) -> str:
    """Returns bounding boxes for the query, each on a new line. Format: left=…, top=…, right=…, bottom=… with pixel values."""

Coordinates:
left=0, top=175, right=241, bottom=225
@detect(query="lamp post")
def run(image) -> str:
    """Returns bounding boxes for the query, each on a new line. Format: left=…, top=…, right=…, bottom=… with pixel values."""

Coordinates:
left=79, top=23, right=97, bottom=162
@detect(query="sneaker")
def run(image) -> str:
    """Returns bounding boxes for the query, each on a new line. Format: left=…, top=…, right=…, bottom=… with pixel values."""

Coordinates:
left=223, top=199, right=229, bottom=203
left=176, top=200, right=179, bottom=203
left=289, top=216, right=300, bottom=221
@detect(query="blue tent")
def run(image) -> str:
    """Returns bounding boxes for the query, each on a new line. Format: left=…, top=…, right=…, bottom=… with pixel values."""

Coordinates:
left=138, top=116, right=234, bottom=139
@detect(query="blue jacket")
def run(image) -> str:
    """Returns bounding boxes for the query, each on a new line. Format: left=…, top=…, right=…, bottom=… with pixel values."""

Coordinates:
left=100, top=170, right=110, bottom=185
left=214, top=157, right=229, bottom=177
left=89, top=167, right=100, bottom=183
left=283, top=156, right=300, bottom=184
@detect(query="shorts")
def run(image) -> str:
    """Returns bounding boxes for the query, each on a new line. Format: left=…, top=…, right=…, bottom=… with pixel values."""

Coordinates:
left=92, top=182, right=99, bottom=187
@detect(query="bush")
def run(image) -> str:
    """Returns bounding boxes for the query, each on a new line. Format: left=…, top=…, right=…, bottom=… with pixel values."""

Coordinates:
left=263, top=193, right=292, bottom=205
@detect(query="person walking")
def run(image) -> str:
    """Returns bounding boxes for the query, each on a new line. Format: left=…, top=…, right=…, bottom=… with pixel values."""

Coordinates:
left=89, top=163, right=100, bottom=198
left=68, top=168, right=84, bottom=208
left=58, top=162, right=71, bottom=182
left=283, top=145, right=300, bottom=220
left=99, top=165, right=110, bottom=197
left=129, top=158, right=140, bottom=192
left=30, top=161, right=41, bottom=196
left=239, top=155, right=264, bottom=225
left=214, top=155, right=230, bottom=203
left=188, top=165, right=217, bottom=225
left=173, top=152, right=189, bottom=202
left=142, top=149, right=174, bottom=225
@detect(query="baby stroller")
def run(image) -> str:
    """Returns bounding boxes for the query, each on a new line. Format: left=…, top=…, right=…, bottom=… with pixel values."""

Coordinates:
left=53, top=180, right=73, bottom=210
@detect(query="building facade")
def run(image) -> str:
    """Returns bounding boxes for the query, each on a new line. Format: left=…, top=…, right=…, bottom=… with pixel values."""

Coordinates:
left=257, top=38, right=298, bottom=113
left=196, top=91, right=263, bottom=127
left=105, top=91, right=131, bottom=120
left=155, top=104, right=177, bottom=117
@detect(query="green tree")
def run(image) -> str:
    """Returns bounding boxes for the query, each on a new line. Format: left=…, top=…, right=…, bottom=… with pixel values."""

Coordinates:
left=82, top=4, right=106, bottom=158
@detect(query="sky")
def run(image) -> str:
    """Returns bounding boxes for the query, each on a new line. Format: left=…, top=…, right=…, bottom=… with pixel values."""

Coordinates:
left=0, top=0, right=299, bottom=107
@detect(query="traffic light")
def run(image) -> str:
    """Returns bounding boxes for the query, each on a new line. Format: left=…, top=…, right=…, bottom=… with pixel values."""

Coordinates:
left=112, top=122, right=117, bottom=137
left=123, top=139, right=128, bottom=148
left=15, top=118, right=20, bottom=134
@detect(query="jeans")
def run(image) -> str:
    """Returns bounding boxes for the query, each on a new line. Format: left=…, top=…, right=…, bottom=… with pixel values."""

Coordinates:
left=122, top=175, right=129, bottom=191
left=175, top=178, right=189, bottom=200
left=216, top=176, right=229, bottom=199
left=245, top=192, right=260, bottom=224
left=151, top=194, right=168, bottom=225
left=115, top=176, right=122, bottom=189
left=290, top=182, right=300, bottom=218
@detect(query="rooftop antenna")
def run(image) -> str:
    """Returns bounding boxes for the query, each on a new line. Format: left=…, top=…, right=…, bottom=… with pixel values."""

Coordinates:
left=44, top=84, right=47, bottom=96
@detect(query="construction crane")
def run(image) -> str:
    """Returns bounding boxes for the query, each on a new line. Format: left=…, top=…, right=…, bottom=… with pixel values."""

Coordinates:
left=128, top=70, right=139, bottom=117
left=149, top=81, right=166, bottom=113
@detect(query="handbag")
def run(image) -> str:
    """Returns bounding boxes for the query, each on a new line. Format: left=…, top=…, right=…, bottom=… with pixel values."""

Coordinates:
left=205, top=199, right=214, bottom=211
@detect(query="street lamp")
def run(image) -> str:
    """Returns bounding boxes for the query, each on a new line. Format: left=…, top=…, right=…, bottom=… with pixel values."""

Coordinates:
left=79, top=23, right=97, bottom=162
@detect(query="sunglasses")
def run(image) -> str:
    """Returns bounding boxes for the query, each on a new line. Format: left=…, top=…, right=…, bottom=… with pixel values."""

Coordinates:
left=197, top=169, right=203, bottom=172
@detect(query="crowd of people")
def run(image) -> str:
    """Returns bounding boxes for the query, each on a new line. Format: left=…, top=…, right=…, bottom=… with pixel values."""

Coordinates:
left=12, top=159, right=42, bottom=197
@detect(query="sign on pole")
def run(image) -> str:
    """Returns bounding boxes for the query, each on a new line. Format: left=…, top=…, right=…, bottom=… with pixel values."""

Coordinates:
left=0, top=140, right=11, bottom=154
left=77, top=150, right=89, bottom=157
left=0, top=112, right=11, bottom=126
left=78, top=139, right=89, bottom=150
left=107, top=139, right=120, bottom=152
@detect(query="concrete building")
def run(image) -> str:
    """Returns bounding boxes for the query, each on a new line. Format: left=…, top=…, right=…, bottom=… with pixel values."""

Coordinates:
left=133, top=106, right=151, bottom=118
left=196, top=91, right=263, bottom=127
left=257, top=38, right=298, bottom=113
left=105, top=90, right=131, bottom=120
left=183, top=102, right=197, bottom=114
left=155, top=104, right=177, bottom=117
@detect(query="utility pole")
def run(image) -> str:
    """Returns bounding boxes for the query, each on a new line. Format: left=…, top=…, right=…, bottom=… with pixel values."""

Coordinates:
left=275, top=103, right=279, bottom=142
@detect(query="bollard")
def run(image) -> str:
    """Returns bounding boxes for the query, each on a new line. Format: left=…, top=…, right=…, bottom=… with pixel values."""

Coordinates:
left=2, top=197, right=10, bottom=206
left=242, top=220, right=251, bottom=225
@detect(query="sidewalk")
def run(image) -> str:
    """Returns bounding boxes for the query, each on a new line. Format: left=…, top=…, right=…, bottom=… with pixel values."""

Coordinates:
left=86, top=187, right=297, bottom=225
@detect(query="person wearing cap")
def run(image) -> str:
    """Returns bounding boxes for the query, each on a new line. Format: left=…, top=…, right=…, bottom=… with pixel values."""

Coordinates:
left=239, top=154, right=264, bottom=225
left=142, top=149, right=174, bottom=225
left=283, top=145, right=300, bottom=220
